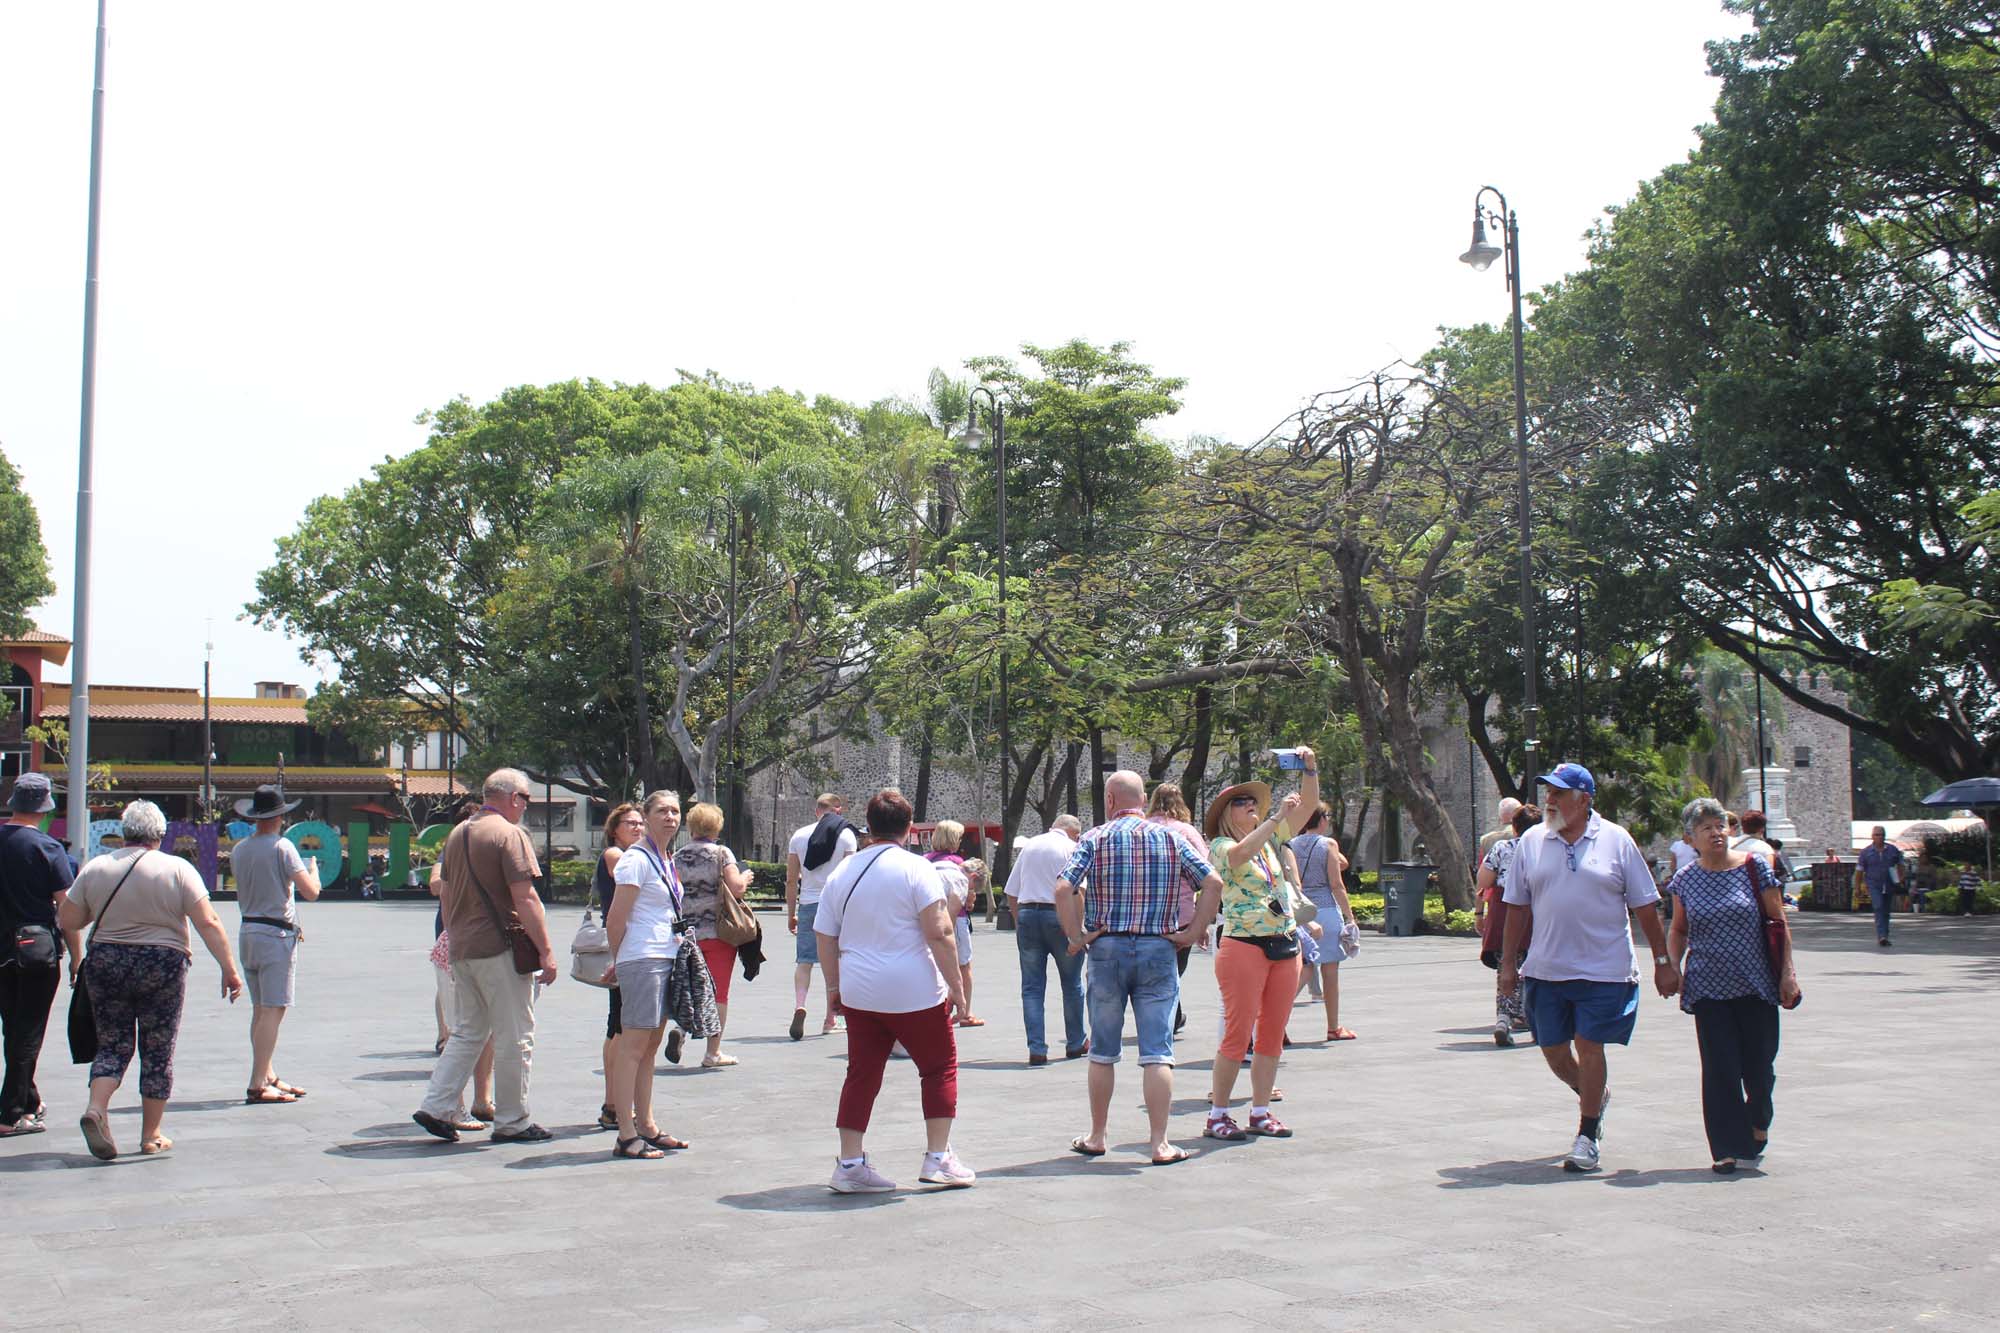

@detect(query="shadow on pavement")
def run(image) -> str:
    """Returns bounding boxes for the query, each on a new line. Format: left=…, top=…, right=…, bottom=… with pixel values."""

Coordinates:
left=1603, top=1166, right=1748, bottom=1187
left=505, top=1150, right=620, bottom=1170
left=1436, top=1155, right=1573, bottom=1187
left=0, top=1149, right=116, bottom=1171
left=327, top=1138, right=488, bottom=1159
left=109, top=1098, right=245, bottom=1113
left=353, top=1069, right=432, bottom=1082
left=361, top=1049, right=441, bottom=1061
left=718, top=1183, right=904, bottom=1212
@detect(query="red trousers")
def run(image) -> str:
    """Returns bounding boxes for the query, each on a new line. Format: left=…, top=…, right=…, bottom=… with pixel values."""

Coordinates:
left=837, top=1001, right=958, bottom=1132
left=697, top=937, right=736, bottom=1005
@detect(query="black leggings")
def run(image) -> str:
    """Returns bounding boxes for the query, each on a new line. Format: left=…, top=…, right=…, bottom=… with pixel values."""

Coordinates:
left=1692, top=996, right=1780, bottom=1161
left=85, top=943, right=189, bottom=1101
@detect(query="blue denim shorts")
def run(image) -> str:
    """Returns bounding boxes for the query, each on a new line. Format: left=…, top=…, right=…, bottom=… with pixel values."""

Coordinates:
left=1085, top=934, right=1180, bottom=1067
left=1524, top=978, right=1640, bottom=1048
left=796, top=902, right=820, bottom=964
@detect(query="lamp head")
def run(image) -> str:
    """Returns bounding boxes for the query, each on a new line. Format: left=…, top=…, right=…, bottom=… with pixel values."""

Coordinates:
left=1459, top=210, right=1502, bottom=272
left=955, top=408, right=988, bottom=454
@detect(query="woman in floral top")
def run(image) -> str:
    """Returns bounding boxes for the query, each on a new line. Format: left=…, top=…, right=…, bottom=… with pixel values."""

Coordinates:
left=1665, top=796, right=1801, bottom=1173
left=1199, top=749, right=1322, bottom=1141
left=673, top=803, right=752, bottom=1068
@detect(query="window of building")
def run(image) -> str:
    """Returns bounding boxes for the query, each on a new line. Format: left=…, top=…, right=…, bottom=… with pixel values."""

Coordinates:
left=1793, top=745, right=1812, bottom=769
left=526, top=802, right=574, bottom=833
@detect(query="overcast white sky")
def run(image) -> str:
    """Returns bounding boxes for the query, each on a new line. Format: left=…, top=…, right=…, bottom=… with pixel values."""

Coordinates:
left=0, top=1, right=1744, bottom=696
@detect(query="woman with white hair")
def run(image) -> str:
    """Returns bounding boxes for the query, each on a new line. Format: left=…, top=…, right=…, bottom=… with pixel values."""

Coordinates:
left=58, top=801, right=244, bottom=1159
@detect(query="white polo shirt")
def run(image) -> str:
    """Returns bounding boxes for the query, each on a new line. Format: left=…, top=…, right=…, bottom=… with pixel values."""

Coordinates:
left=1005, top=829, right=1075, bottom=905
left=1502, top=810, right=1659, bottom=984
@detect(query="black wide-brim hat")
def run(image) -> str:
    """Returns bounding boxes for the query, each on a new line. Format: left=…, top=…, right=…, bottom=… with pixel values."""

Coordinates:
left=234, top=784, right=302, bottom=820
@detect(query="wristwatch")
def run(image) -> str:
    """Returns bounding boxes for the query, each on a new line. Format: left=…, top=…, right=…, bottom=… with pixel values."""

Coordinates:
left=1653, top=953, right=1672, bottom=967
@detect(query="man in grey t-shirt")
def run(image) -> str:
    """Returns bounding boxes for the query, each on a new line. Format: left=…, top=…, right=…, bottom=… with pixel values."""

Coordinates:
left=231, top=786, right=321, bottom=1103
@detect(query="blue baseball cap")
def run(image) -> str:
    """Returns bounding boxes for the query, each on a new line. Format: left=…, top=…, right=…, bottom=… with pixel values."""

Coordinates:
left=1536, top=763, right=1596, bottom=795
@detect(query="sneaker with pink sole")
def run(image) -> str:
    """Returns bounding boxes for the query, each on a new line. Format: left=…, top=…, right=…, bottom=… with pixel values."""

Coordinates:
left=828, top=1156, right=898, bottom=1193
left=917, top=1149, right=977, bottom=1188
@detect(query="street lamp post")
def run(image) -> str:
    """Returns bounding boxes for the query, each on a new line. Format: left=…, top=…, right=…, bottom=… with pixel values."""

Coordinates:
left=956, top=388, right=1011, bottom=888
left=1460, top=186, right=1538, bottom=794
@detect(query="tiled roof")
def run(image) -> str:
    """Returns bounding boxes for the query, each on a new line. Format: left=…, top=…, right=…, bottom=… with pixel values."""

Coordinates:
left=40, top=701, right=310, bottom=724
left=2, top=630, right=72, bottom=665
left=6, top=630, right=70, bottom=644
left=97, top=766, right=465, bottom=796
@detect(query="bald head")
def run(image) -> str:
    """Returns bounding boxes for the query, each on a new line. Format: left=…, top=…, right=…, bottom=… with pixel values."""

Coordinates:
left=1105, top=770, right=1145, bottom=812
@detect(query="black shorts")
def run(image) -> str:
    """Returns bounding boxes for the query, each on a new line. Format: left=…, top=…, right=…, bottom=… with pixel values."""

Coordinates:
left=606, top=985, right=623, bottom=1039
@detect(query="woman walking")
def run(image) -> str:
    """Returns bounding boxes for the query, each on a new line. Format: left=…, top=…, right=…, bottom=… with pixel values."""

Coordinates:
left=816, top=789, right=974, bottom=1192
left=924, top=821, right=984, bottom=1028
left=1289, top=804, right=1359, bottom=1041
left=58, top=801, right=244, bottom=1159
left=1202, top=748, right=1320, bottom=1141
left=674, top=803, right=752, bottom=1068
left=602, top=791, right=691, bottom=1159
left=1477, top=803, right=1540, bottom=1046
left=1666, top=797, right=1801, bottom=1173
left=595, top=801, right=646, bottom=1127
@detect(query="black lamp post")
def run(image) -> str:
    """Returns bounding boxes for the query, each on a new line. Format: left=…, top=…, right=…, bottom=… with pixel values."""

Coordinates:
left=1461, top=186, right=1538, bottom=793
left=956, top=388, right=1012, bottom=888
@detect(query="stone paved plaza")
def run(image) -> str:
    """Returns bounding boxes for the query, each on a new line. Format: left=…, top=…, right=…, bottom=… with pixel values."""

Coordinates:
left=4, top=901, right=1997, bottom=1331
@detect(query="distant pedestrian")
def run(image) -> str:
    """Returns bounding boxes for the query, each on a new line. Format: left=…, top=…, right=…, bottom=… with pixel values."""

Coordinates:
left=1909, top=848, right=1938, bottom=914
left=601, top=790, right=692, bottom=1159
left=1202, top=749, right=1321, bottom=1142
left=59, top=801, right=244, bottom=1159
left=1665, top=797, right=1799, bottom=1172
left=1289, top=801, right=1359, bottom=1042
left=817, top=789, right=974, bottom=1192
left=1476, top=802, right=1540, bottom=1046
left=787, top=794, right=856, bottom=1041
left=1856, top=826, right=1905, bottom=947
left=674, top=802, right=752, bottom=1068
left=1054, top=770, right=1222, bottom=1166
left=1007, top=815, right=1085, bottom=1064
left=1733, top=810, right=1778, bottom=879
left=1498, top=764, right=1678, bottom=1174
left=413, top=768, right=556, bottom=1144
left=0, top=773, right=79, bottom=1137
left=229, top=785, right=321, bottom=1105
left=427, top=801, right=493, bottom=1131
left=1144, top=782, right=1209, bottom=1012
left=924, top=821, right=985, bottom=1028
left=594, top=801, right=646, bottom=1127
left=1477, top=797, right=1523, bottom=866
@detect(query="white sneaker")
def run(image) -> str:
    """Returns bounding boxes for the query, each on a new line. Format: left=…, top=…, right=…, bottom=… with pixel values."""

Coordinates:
left=917, top=1149, right=977, bottom=1188
left=1562, top=1133, right=1600, bottom=1173
left=1493, top=1016, right=1514, bottom=1047
left=828, top=1156, right=897, bottom=1193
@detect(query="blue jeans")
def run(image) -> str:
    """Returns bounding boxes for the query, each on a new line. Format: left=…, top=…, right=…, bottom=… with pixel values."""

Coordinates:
left=1015, top=906, right=1086, bottom=1057
left=1870, top=884, right=1894, bottom=940
left=1085, top=934, right=1180, bottom=1067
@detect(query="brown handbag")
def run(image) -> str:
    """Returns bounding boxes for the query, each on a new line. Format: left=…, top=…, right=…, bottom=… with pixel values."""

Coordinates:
left=714, top=875, right=761, bottom=948
left=452, top=824, right=542, bottom=975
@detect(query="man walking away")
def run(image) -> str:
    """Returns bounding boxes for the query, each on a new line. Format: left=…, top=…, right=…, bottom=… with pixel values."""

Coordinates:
left=1499, top=764, right=1679, bottom=1173
left=788, top=794, right=856, bottom=1040
left=230, top=785, right=321, bottom=1104
left=1007, top=814, right=1084, bottom=1064
left=0, top=773, right=79, bottom=1137
left=414, top=768, right=557, bottom=1143
left=1055, top=771, right=1223, bottom=1166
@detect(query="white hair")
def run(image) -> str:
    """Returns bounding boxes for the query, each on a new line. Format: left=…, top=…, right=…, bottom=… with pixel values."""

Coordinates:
left=121, top=800, right=168, bottom=845
left=1497, top=797, right=1522, bottom=822
left=483, top=767, right=531, bottom=799
left=1051, top=814, right=1084, bottom=836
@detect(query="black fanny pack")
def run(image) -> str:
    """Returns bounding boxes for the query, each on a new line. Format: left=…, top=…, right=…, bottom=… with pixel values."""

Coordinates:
left=1229, top=933, right=1299, bottom=961
left=242, top=915, right=302, bottom=939
left=8, top=922, right=59, bottom=967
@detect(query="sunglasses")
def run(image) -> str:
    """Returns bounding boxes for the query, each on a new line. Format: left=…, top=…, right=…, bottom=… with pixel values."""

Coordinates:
left=1229, top=796, right=1258, bottom=808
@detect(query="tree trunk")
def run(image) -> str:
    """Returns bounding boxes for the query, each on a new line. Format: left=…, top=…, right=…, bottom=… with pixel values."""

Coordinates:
left=1380, top=679, right=1475, bottom=911
left=1181, top=683, right=1215, bottom=805
left=1089, top=725, right=1107, bottom=823
left=624, top=579, right=657, bottom=792
left=913, top=722, right=934, bottom=821
left=998, top=734, right=1051, bottom=889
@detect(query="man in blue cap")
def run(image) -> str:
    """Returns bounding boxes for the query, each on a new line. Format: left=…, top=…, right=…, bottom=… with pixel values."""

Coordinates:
left=1498, top=763, right=1678, bottom=1173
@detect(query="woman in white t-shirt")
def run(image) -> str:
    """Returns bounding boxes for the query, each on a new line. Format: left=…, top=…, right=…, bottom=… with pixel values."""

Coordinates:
left=602, top=790, right=688, bottom=1160
left=814, top=789, right=974, bottom=1193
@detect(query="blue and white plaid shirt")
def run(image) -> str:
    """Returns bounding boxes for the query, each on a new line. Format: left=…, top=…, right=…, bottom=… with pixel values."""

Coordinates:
left=1061, top=811, right=1215, bottom=935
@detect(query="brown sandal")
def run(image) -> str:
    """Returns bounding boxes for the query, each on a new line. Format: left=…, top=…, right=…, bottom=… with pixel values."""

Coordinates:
left=642, top=1131, right=689, bottom=1151
left=245, top=1086, right=297, bottom=1104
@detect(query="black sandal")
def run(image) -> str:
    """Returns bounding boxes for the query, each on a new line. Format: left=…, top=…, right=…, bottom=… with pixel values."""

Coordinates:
left=614, top=1136, right=664, bottom=1159
left=643, top=1131, right=689, bottom=1151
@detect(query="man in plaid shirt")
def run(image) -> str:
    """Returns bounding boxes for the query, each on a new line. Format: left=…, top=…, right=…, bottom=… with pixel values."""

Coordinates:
left=1055, top=770, right=1223, bottom=1165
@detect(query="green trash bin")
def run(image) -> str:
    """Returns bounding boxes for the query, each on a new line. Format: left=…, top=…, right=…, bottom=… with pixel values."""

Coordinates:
left=1381, top=862, right=1434, bottom=936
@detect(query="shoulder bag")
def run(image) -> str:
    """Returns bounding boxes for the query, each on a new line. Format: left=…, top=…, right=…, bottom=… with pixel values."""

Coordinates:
left=711, top=849, right=761, bottom=948
left=569, top=906, right=613, bottom=987
left=453, top=824, right=542, bottom=975
left=1747, top=859, right=1801, bottom=1010
left=68, top=851, right=149, bottom=1064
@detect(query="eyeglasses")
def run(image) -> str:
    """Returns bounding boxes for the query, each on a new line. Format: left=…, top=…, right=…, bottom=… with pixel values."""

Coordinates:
left=1229, top=796, right=1258, bottom=808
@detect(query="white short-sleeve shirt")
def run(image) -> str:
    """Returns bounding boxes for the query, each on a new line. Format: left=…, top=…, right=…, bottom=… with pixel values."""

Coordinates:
left=1503, top=811, right=1660, bottom=983
left=813, top=844, right=949, bottom=1013
left=789, top=822, right=858, bottom=907
left=611, top=839, right=682, bottom=964
left=1006, top=829, right=1075, bottom=905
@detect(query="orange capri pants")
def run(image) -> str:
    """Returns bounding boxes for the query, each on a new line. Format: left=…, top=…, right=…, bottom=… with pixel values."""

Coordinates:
left=1215, top=936, right=1302, bottom=1064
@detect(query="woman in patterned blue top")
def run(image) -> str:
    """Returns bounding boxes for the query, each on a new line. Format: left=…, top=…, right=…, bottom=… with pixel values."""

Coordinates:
left=1665, top=797, right=1801, bottom=1173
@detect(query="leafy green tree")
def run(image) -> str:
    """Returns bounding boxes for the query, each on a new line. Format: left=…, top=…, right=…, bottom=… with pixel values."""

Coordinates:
left=0, top=446, right=54, bottom=640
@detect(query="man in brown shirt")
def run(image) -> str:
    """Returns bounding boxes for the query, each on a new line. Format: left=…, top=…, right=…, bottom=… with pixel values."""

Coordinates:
left=414, top=768, right=557, bottom=1143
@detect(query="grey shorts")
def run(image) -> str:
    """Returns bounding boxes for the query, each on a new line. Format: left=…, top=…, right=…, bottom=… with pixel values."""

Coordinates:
left=239, top=926, right=297, bottom=1007
left=616, top=954, right=673, bottom=1031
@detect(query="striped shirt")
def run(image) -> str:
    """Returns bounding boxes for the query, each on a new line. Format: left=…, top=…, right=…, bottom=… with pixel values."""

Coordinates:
left=1061, top=812, right=1215, bottom=935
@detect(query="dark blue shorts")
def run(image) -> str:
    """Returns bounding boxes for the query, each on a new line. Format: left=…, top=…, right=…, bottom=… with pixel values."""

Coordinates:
left=1524, top=978, right=1639, bottom=1047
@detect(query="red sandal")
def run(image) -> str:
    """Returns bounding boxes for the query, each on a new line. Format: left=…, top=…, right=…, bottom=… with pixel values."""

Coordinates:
left=1247, top=1111, right=1293, bottom=1138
